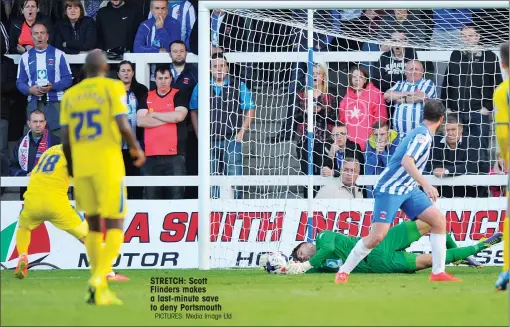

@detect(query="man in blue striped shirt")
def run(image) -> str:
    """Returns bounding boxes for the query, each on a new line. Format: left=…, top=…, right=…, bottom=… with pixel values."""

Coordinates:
left=16, top=23, right=72, bottom=136
left=384, top=60, right=437, bottom=136
left=335, top=100, right=462, bottom=283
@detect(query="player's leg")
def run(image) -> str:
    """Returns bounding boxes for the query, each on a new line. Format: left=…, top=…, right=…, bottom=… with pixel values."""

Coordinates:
left=495, top=194, right=509, bottom=291
left=94, top=175, right=127, bottom=305
left=14, top=206, right=41, bottom=279
left=413, top=220, right=480, bottom=267
left=415, top=233, right=503, bottom=271
left=74, top=176, right=109, bottom=305
left=336, top=192, right=401, bottom=283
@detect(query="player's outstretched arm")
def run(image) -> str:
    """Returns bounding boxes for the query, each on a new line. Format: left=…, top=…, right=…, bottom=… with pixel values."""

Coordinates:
left=61, top=126, right=73, bottom=177
left=116, top=115, right=146, bottom=168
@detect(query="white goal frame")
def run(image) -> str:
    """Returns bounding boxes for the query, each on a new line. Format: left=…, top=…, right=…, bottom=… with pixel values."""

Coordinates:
left=196, top=0, right=510, bottom=269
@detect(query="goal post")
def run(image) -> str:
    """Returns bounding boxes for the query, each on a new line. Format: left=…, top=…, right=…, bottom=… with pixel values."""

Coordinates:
left=197, top=0, right=509, bottom=270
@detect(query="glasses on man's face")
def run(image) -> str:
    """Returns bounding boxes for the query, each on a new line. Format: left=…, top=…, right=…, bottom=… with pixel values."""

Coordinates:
left=333, top=132, right=347, bottom=137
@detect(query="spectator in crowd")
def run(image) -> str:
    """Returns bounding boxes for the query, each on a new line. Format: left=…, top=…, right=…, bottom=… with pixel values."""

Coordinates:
left=81, top=0, right=108, bottom=19
left=429, top=9, right=472, bottom=49
left=380, top=9, right=432, bottom=46
left=96, top=0, right=142, bottom=54
left=8, top=0, right=53, bottom=54
left=269, top=11, right=338, bottom=143
left=359, top=9, right=386, bottom=53
left=316, top=157, right=364, bottom=199
left=330, top=9, right=363, bottom=51
left=16, top=22, right=72, bottom=136
left=117, top=60, right=148, bottom=199
left=134, top=0, right=180, bottom=89
left=136, top=65, right=188, bottom=200
left=364, top=120, right=400, bottom=197
left=294, top=63, right=337, bottom=196
left=146, top=0, right=196, bottom=51
left=210, top=10, right=245, bottom=53
left=167, top=40, right=198, bottom=199
left=53, top=0, right=96, bottom=54
left=321, top=123, right=364, bottom=178
left=374, top=31, right=417, bottom=93
left=1, top=22, right=19, bottom=155
left=384, top=60, right=436, bottom=135
left=209, top=53, right=255, bottom=199
left=338, top=66, right=388, bottom=151
left=489, top=152, right=507, bottom=197
left=426, top=114, right=490, bottom=198
left=9, top=109, right=60, bottom=177
left=441, top=24, right=502, bottom=149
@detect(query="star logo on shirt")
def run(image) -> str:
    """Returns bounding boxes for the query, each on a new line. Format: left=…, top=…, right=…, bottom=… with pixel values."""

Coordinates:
left=348, top=107, right=361, bottom=119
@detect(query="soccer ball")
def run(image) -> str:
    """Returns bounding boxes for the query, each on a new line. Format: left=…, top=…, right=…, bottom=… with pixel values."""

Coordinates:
left=263, top=251, right=288, bottom=274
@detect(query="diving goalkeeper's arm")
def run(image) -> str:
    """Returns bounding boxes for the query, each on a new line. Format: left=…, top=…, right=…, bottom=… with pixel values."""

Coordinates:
left=261, top=232, right=337, bottom=274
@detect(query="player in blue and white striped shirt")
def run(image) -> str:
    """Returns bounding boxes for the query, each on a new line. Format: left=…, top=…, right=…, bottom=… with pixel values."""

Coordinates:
left=384, top=60, right=437, bottom=136
left=336, top=100, right=462, bottom=283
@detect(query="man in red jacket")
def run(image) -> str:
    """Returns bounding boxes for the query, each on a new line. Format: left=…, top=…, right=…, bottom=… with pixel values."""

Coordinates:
left=136, top=65, right=189, bottom=199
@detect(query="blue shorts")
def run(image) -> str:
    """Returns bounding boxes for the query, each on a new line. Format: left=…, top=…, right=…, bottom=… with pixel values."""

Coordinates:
left=372, top=188, right=433, bottom=224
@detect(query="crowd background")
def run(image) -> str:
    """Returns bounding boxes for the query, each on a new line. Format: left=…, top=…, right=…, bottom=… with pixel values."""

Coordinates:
left=0, top=1, right=508, bottom=201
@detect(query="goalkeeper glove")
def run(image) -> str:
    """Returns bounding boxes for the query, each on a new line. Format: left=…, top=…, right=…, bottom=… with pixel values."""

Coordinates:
left=285, top=261, right=313, bottom=275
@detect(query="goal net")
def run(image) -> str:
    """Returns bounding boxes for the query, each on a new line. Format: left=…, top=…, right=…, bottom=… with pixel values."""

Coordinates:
left=203, top=4, right=508, bottom=269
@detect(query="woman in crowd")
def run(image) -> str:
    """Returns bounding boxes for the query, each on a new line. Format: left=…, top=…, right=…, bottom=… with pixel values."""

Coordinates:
left=53, top=0, right=96, bottom=54
left=338, top=65, right=387, bottom=151
left=294, top=63, right=337, bottom=197
left=117, top=60, right=148, bottom=199
left=8, top=0, right=53, bottom=54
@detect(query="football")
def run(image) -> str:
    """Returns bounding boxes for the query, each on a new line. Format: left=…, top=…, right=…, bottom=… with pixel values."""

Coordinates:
left=263, top=251, right=289, bottom=274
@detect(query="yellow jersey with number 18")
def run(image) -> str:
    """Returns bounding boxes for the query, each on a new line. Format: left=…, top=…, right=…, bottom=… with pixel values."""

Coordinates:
left=24, top=144, right=70, bottom=202
left=60, top=77, right=128, bottom=178
left=494, top=78, right=509, bottom=166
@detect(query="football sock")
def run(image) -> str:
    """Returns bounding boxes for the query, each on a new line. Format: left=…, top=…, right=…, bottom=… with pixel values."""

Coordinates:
left=15, top=227, right=31, bottom=256
left=85, top=231, right=103, bottom=277
left=339, top=239, right=372, bottom=274
left=445, top=246, right=479, bottom=264
left=430, top=233, right=446, bottom=274
left=99, top=229, right=124, bottom=277
left=445, top=233, right=458, bottom=249
left=503, top=218, right=509, bottom=272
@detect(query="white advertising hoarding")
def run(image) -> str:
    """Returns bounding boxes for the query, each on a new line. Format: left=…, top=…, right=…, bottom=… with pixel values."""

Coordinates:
left=0, top=198, right=505, bottom=269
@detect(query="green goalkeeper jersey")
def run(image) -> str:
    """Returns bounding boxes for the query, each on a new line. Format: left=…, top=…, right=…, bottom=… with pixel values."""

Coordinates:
left=306, top=230, right=373, bottom=273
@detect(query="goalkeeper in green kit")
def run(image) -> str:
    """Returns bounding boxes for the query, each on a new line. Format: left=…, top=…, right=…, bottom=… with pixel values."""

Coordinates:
left=261, top=220, right=502, bottom=275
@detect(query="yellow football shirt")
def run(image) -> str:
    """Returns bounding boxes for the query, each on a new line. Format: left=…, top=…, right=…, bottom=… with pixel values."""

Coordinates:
left=24, top=144, right=70, bottom=201
left=494, top=78, right=509, bottom=165
left=60, top=77, right=128, bottom=177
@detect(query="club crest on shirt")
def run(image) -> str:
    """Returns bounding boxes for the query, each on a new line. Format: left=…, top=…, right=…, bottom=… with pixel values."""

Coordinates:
left=48, top=59, right=54, bottom=65
left=416, top=134, right=427, bottom=144
left=183, top=77, right=189, bottom=84
left=379, top=211, right=387, bottom=220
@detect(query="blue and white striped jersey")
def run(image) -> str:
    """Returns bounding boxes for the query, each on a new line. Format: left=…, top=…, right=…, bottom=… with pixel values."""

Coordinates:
left=16, top=46, right=72, bottom=102
left=390, top=78, right=436, bottom=135
left=374, top=124, right=433, bottom=195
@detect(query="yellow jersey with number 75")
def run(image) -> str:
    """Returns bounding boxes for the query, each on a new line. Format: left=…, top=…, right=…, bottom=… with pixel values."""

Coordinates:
left=60, top=76, right=128, bottom=178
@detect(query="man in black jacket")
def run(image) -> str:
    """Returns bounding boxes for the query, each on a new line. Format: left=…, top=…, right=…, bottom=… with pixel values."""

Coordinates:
left=374, top=31, right=417, bottom=93
left=441, top=24, right=503, bottom=149
left=426, top=114, right=490, bottom=198
left=95, top=0, right=143, bottom=53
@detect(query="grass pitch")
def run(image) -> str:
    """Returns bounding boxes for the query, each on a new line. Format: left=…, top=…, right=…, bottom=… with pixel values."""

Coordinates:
left=1, top=267, right=508, bottom=326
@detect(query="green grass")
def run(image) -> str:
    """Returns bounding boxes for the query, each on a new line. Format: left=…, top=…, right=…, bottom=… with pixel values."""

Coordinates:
left=1, top=267, right=508, bottom=326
